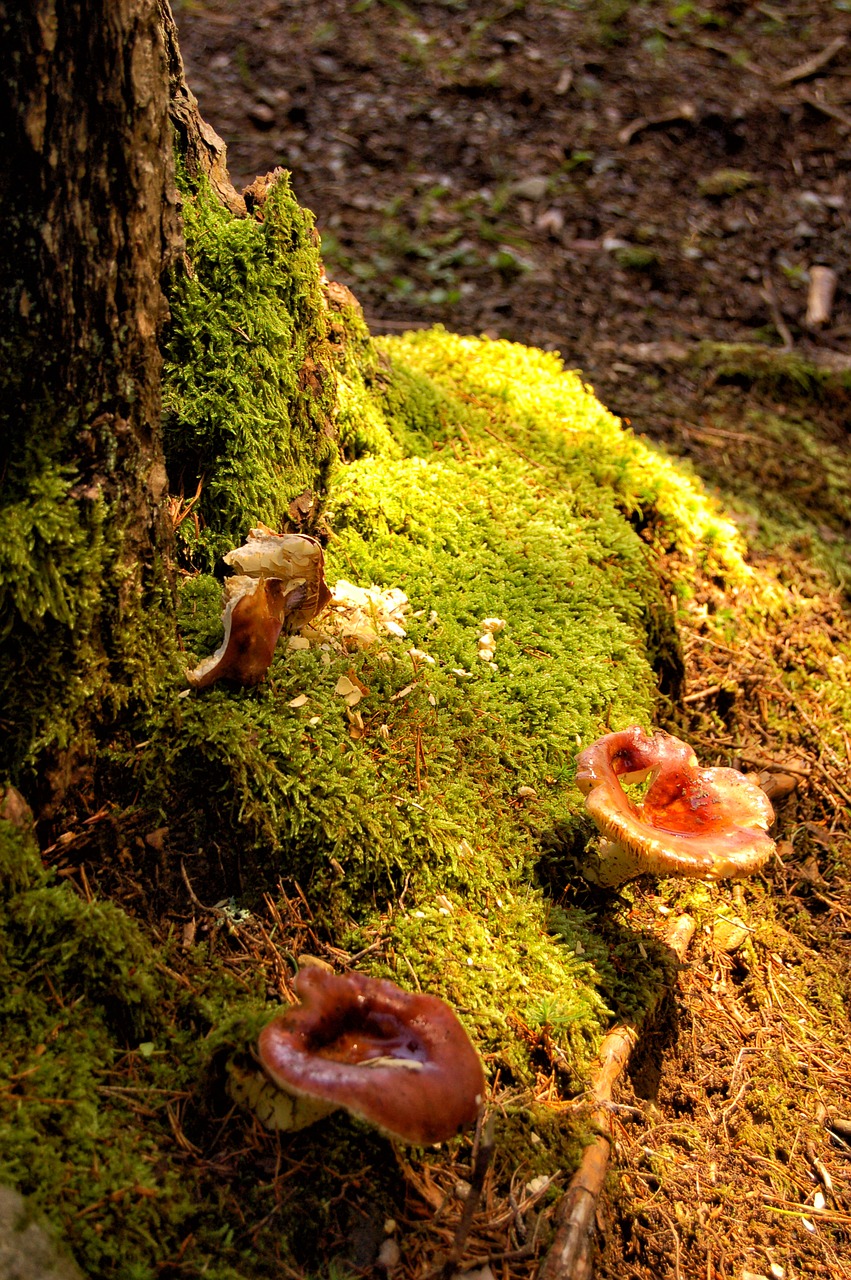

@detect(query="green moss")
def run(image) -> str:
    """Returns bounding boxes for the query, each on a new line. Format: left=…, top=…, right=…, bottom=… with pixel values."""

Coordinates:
left=125, top=328, right=736, bottom=1110
left=697, top=169, right=757, bottom=198
left=0, top=820, right=175, bottom=1275
left=716, top=407, right=851, bottom=587
left=377, top=896, right=613, bottom=1088
left=693, top=340, right=851, bottom=399
left=614, top=245, right=659, bottom=271
left=162, top=171, right=338, bottom=568
left=379, top=328, right=750, bottom=582
left=11, top=160, right=825, bottom=1274
left=647, top=344, right=851, bottom=589
left=0, top=457, right=174, bottom=780
left=136, top=333, right=675, bottom=957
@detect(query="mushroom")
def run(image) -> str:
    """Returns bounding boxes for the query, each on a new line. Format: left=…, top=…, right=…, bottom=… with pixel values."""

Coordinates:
left=186, top=576, right=290, bottom=689
left=575, top=725, right=775, bottom=886
left=186, top=527, right=332, bottom=689
left=228, top=967, right=485, bottom=1145
left=224, top=526, right=332, bottom=632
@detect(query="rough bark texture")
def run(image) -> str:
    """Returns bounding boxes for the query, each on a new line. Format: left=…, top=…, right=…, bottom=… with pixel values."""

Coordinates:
left=158, top=0, right=247, bottom=217
left=0, top=0, right=180, bottom=790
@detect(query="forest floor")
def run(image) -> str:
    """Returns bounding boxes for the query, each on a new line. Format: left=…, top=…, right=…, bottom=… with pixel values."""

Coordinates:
left=172, top=4, right=851, bottom=1279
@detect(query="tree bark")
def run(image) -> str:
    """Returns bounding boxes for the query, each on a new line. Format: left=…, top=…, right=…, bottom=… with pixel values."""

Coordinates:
left=157, top=0, right=247, bottom=216
left=0, top=0, right=180, bottom=792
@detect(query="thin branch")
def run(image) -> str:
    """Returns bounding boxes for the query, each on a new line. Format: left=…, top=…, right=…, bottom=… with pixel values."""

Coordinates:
left=435, top=1112, right=496, bottom=1280
left=760, top=272, right=794, bottom=351
left=538, top=915, right=696, bottom=1280
left=775, top=36, right=847, bottom=86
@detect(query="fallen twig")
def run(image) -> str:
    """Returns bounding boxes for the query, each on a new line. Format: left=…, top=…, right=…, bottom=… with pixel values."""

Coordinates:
left=538, top=914, right=696, bottom=1280
left=761, top=272, right=794, bottom=351
left=180, top=859, right=225, bottom=914
left=795, top=87, right=851, bottom=130
left=618, top=104, right=696, bottom=146
left=167, top=473, right=204, bottom=530
left=435, top=1112, right=496, bottom=1280
left=682, top=683, right=724, bottom=704
left=692, top=35, right=766, bottom=77
left=775, top=36, right=847, bottom=86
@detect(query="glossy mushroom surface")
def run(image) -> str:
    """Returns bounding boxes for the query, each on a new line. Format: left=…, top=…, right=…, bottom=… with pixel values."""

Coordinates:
left=576, top=726, right=775, bottom=886
left=186, top=576, right=289, bottom=689
left=252, top=967, right=485, bottom=1145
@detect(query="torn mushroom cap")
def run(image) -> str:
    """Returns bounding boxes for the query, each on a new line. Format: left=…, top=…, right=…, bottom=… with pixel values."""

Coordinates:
left=576, top=725, right=775, bottom=886
left=251, top=967, right=485, bottom=1146
left=185, top=576, right=289, bottom=690
left=224, top=528, right=331, bottom=632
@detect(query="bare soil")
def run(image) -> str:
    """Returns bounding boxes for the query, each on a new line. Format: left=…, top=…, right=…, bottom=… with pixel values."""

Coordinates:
left=175, top=0, right=851, bottom=406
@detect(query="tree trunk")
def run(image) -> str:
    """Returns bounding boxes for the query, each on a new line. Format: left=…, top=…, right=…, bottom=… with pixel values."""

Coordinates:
left=0, top=2, right=340, bottom=807
left=0, top=0, right=179, bottom=797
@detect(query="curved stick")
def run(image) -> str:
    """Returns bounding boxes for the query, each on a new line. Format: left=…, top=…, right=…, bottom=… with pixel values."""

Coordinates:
left=538, top=914, right=696, bottom=1280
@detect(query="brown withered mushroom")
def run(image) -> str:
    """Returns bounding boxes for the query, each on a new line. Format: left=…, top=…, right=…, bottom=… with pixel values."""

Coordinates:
left=224, top=526, right=331, bottom=632
left=185, top=576, right=289, bottom=690
left=228, top=967, right=485, bottom=1146
left=576, top=726, right=775, bottom=887
left=186, top=527, right=332, bottom=690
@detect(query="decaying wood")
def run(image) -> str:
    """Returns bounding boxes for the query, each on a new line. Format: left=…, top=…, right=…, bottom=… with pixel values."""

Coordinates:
left=805, top=266, right=838, bottom=329
left=538, top=914, right=696, bottom=1280
left=158, top=0, right=247, bottom=216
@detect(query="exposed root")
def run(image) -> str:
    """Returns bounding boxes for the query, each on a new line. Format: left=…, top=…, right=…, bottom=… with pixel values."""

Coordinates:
left=434, top=1112, right=496, bottom=1280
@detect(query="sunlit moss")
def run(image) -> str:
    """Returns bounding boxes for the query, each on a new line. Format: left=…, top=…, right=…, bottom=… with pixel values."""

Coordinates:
left=9, top=161, right=843, bottom=1280
left=380, top=327, right=751, bottom=582
left=162, top=170, right=338, bottom=568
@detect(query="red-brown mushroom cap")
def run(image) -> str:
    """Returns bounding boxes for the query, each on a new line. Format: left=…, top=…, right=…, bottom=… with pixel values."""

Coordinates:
left=256, top=967, right=485, bottom=1146
left=576, top=726, right=775, bottom=885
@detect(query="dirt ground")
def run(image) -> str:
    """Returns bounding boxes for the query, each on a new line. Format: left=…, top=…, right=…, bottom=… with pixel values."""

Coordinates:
left=172, top=4, right=851, bottom=1279
left=174, top=0, right=850, bottom=405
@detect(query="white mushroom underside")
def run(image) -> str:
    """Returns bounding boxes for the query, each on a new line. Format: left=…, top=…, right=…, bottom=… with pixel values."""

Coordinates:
left=224, top=530, right=323, bottom=580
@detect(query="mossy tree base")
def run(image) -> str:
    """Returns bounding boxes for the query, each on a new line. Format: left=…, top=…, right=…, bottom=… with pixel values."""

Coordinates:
left=6, top=14, right=848, bottom=1278
left=1, top=167, right=754, bottom=1272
